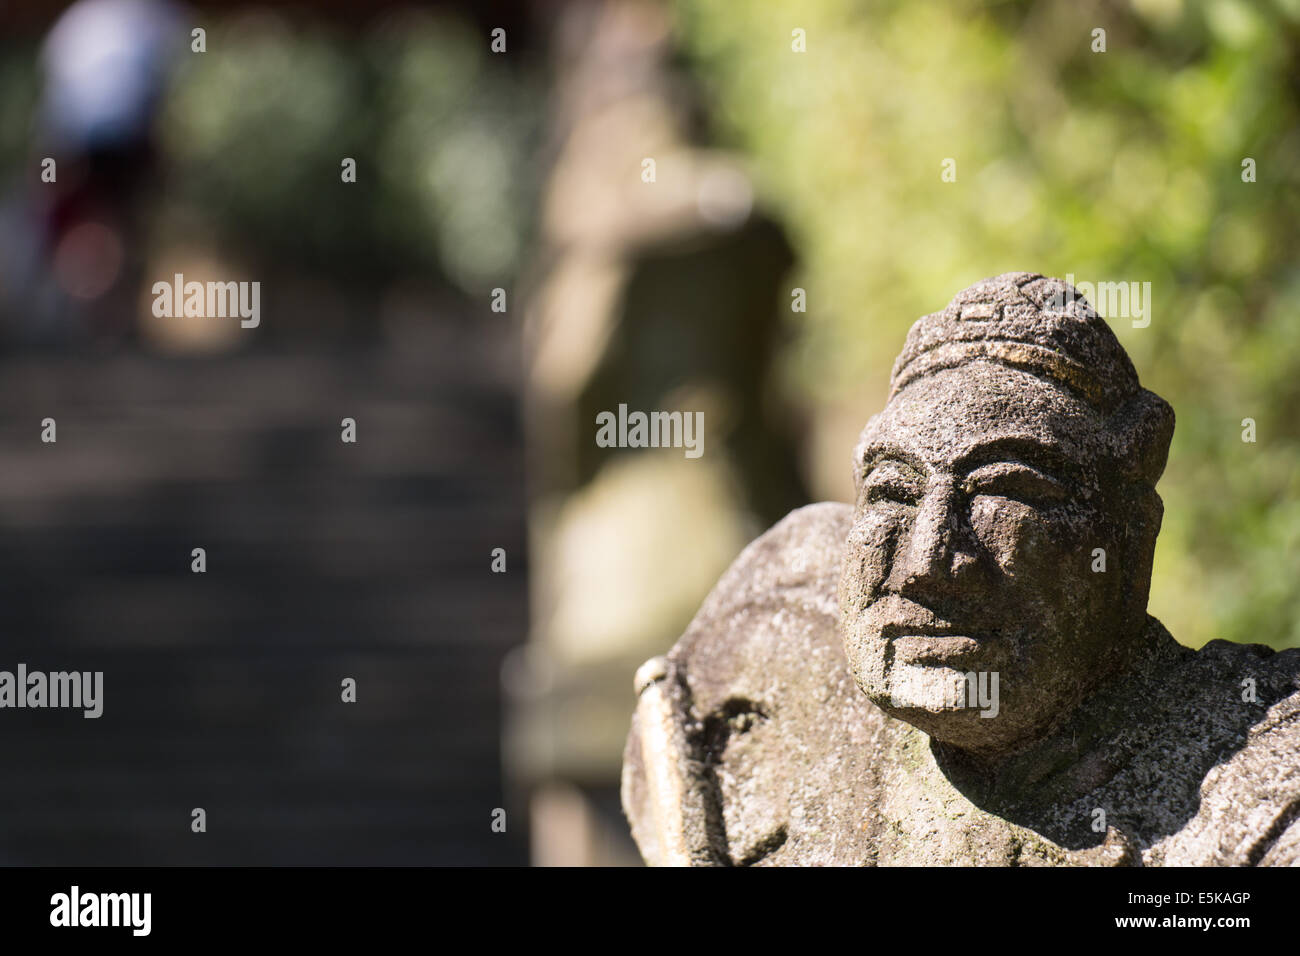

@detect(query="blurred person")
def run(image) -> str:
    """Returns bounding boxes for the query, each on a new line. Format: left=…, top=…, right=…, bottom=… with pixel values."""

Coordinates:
left=0, top=0, right=183, bottom=348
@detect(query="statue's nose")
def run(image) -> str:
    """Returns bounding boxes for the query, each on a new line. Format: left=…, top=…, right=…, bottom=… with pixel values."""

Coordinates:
left=889, top=480, right=966, bottom=596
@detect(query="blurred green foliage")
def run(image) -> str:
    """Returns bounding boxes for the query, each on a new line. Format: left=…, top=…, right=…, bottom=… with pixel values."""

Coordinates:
left=158, top=9, right=541, bottom=292
left=1, top=10, right=541, bottom=295
left=0, top=46, right=38, bottom=175
left=675, top=0, right=1300, bottom=649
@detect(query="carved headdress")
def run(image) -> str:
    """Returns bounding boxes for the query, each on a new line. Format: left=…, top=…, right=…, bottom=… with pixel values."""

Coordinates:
left=884, top=272, right=1173, bottom=488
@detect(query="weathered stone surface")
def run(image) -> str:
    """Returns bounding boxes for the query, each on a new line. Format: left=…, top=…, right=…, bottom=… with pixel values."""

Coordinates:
left=622, top=272, right=1300, bottom=866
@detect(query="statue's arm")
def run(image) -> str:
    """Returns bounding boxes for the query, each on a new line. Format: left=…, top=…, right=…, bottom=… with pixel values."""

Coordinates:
left=1255, top=814, right=1300, bottom=866
left=621, top=502, right=859, bottom=866
left=621, top=656, right=726, bottom=866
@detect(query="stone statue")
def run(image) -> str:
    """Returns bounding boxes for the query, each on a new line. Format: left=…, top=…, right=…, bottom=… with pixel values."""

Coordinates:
left=621, top=272, right=1300, bottom=866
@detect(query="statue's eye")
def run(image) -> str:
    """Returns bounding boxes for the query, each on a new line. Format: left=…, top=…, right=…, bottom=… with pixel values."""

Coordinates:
left=964, top=462, right=1067, bottom=507
left=863, top=462, right=923, bottom=505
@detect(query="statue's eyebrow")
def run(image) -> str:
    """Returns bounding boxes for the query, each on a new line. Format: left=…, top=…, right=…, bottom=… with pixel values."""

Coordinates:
left=952, top=436, right=1078, bottom=481
left=860, top=444, right=927, bottom=476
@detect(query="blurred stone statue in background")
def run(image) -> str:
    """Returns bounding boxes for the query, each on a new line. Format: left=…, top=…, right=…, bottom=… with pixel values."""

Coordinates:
left=508, top=0, right=808, bottom=865
left=622, top=272, right=1300, bottom=866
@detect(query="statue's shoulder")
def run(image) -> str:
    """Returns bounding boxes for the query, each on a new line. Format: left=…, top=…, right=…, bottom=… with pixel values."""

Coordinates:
left=677, top=500, right=852, bottom=660
left=621, top=502, right=889, bottom=865
left=1155, top=640, right=1300, bottom=865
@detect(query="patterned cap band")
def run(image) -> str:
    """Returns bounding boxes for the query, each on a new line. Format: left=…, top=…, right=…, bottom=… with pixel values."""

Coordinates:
left=889, top=272, right=1141, bottom=412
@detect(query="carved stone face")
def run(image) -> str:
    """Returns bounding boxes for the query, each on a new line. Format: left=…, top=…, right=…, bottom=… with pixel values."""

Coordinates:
left=839, top=360, right=1156, bottom=754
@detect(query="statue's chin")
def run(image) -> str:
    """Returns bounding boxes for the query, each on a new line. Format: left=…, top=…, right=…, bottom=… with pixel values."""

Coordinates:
left=880, top=662, right=972, bottom=711
left=856, top=661, right=1022, bottom=753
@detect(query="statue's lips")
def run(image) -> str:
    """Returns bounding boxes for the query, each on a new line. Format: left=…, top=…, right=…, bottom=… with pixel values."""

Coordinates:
left=877, top=620, right=986, bottom=664
left=888, top=633, right=984, bottom=664
left=863, top=597, right=989, bottom=663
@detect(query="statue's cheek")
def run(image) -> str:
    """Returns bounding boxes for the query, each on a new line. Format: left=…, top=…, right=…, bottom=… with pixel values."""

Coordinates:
left=844, top=506, right=903, bottom=592
left=969, top=496, right=1064, bottom=576
left=852, top=506, right=903, bottom=555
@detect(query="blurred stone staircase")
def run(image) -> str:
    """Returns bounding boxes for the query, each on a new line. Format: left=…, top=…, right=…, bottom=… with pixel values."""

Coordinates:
left=0, top=320, right=527, bottom=864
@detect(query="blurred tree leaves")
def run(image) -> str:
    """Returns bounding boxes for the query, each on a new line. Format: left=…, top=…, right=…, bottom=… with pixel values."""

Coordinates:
left=0, top=46, right=38, bottom=174
left=160, top=9, right=541, bottom=292
left=675, top=0, right=1300, bottom=649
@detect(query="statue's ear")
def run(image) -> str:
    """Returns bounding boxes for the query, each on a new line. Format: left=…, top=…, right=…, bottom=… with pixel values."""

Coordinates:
left=1107, top=388, right=1174, bottom=488
left=1105, top=389, right=1173, bottom=625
